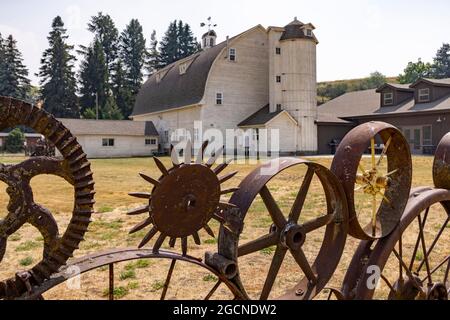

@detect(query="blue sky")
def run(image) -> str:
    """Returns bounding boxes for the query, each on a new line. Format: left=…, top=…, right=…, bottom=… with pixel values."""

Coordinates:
left=1, top=0, right=450, bottom=85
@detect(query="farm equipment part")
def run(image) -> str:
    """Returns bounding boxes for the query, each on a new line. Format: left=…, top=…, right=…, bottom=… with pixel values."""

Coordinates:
left=0, top=96, right=448, bottom=300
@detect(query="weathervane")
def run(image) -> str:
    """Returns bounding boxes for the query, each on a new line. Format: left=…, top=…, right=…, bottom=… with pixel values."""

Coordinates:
left=200, top=17, right=217, bottom=31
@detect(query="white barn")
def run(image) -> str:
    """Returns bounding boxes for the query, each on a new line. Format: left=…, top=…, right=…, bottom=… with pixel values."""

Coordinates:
left=131, top=18, right=318, bottom=155
left=58, top=119, right=159, bottom=158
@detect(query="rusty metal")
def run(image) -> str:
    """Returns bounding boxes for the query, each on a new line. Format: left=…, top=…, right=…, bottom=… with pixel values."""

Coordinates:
left=216, top=158, right=349, bottom=300
left=126, top=140, right=237, bottom=255
left=331, top=121, right=412, bottom=240
left=433, top=132, right=450, bottom=189
left=1, top=97, right=447, bottom=301
left=0, top=96, right=95, bottom=299
left=15, top=248, right=245, bottom=300
left=342, top=187, right=450, bottom=300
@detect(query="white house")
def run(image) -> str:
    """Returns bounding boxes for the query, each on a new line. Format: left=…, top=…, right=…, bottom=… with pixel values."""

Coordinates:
left=58, top=119, right=159, bottom=158
left=131, top=18, right=318, bottom=155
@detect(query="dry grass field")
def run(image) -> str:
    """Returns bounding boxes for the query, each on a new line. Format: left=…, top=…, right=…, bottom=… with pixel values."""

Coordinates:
left=0, top=155, right=448, bottom=300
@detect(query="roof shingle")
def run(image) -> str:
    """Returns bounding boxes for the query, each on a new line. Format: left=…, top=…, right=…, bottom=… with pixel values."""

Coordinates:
left=57, top=119, right=158, bottom=136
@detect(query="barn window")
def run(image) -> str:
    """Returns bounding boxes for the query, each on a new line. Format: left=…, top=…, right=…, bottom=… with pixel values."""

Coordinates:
left=229, top=48, right=236, bottom=61
left=102, top=138, right=115, bottom=147
left=418, top=88, right=430, bottom=102
left=276, top=75, right=281, bottom=83
left=276, top=104, right=282, bottom=112
left=146, top=139, right=157, bottom=145
left=216, top=93, right=223, bottom=105
left=306, top=29, right=312, bottom=37
left=276, top=47, right=281, bottom=55
left=383, top=92, right=394, bottom=105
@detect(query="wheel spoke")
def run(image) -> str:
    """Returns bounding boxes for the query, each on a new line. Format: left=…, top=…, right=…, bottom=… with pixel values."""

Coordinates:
left=259, top=186, right=287, bottom=228
left=377, top=136, right=392, bottom=166
left=392, top=248, right=424, bottom=291
left=417, top=214, right=432, bottom=284
left=444, top=258, right=450, bottom=285
left=290, top=248, right=317, bottom=284
left=409, top=208, right=430, bottom=270
left=421, top=255, right=450, bottom=283
left=204, top=280, right=222, bottom=300
left=380, top=273, right=396, bottom=293
left=417, top=216, right=449, bottom=272
left=371, top=194, right=377, bottom=237
left=160, top=259, right=176, bottom=300
left=288, top=167, right=315, bottom=223
left=301, top=214, right=335, bottom=233
left=371, top=137, right=376, bottom=170
left=260, top=245, right=287, bottom=300
left=238, top=233, right=278, bottom=257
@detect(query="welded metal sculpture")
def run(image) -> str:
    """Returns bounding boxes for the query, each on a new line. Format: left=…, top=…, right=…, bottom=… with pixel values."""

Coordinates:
left=0, top=97, right=95, bottom=299
left=0, top=96, right=448, bottom=300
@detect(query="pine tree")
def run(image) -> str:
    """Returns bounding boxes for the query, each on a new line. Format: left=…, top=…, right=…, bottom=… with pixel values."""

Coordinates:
left=146, top=30, right=162, bottom=76
left=430, top=43, right=450, bottom=79
left=0, top=35, right=30, bottom=100
left=88, top=12, right=119, bottom=78
left=79, top=39, right=109, bottom=115
left=111, top=60, right=132, bottom=117
left=39, top=16, right=79, bottom=118
left=159, top=20, right=200, bottom=68
left=102, top=95, right=123, bottom=120
left=0, top=33, right=6, bottom=92
left=119, top=19, right=147, bottom=117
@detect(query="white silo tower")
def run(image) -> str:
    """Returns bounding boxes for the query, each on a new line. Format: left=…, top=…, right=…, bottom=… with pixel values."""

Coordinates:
left=268, top=17, right=318, bottom=154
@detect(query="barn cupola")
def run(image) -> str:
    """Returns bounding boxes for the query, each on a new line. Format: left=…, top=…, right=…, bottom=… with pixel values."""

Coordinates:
left=202, top=30, right=217, bottom=49
left=280, top=17, right=318, bottom=43
left=200, top=17, right=217, bottom=49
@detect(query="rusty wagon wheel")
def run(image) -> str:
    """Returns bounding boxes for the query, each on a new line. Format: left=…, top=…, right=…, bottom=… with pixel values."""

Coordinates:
left=217, top=158, right=348, bottom=300
left=341, top=187, right=450, bottom=300
left=0, top=97, right=95, bottom=299
left=331, top=121, right=412, bottom=240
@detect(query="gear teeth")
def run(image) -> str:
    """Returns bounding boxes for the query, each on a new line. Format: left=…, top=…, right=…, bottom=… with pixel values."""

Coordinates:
left=69, top=153, right=87, bottom=166
left=66, top=144, right=83, bottom=158
left=59, top=136, right=77, bottom=152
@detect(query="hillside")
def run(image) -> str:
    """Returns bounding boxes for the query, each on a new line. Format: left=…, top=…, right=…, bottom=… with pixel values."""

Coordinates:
left=317, top=76, right=398, bottom=105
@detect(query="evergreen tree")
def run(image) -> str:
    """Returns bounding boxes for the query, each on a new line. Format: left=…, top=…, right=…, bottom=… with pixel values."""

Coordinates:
left=119, top=18, right=147, bottom=117
left=87, top=12, right=119, bottom=77
left=159, top=20, right=200, bottom=68
left=0, top=33, right=5, bottom=90
left=146, top=30, right=162, bottom=76
left=430, top=43, right=450, bottom=79
left=111, top=60, right=132, bottom=117
left=39, top=16, right=79, bottom=118
left=79, top=39, right=109, bottom=115
left=102, top=95, right=124, bottom=120
left=0, top=35, right=30, bottom=100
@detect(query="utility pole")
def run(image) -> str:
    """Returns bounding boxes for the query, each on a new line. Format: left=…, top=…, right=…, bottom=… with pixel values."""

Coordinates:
left=95, top=92, right=99, bottom=120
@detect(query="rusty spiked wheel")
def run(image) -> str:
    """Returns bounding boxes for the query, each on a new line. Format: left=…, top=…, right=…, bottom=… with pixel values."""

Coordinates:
left=331, top=121, right=412, bottom=240
left=126, top=141, right=241, bottom=299
left=217, top=158, right=348, bottom=300
left=0, top=97, right=95, bottom=299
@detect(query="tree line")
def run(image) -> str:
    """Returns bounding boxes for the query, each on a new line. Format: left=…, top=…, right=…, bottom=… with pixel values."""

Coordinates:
left=0, top=13, right=200, bottom=119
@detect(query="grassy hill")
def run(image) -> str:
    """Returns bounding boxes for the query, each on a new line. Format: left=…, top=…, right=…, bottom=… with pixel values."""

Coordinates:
left=318, top=76, right=398, bottom=105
